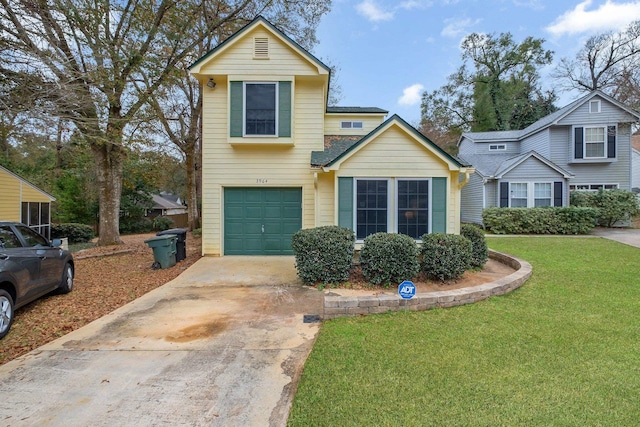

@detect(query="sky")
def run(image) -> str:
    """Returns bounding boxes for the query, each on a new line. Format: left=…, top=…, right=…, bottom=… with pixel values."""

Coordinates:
left=313, top=0, right=640, bottom=124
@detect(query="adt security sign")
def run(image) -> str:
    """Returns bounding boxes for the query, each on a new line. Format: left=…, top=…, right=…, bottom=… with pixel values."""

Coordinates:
left=398, top=280, right=416, bottom=299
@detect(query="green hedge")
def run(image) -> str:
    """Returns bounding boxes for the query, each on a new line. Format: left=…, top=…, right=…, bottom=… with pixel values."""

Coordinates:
left=291, top=226, right=355, bottom=285
left=570, top=189, right=640, bottom=227
left=461, top=224, right=488, bottom=269
left=483, top=207, right=598, bottom=234
left=51, top=223, right=95, bottom=244
left=420, top=233, right=472, bottom=282
left=152, top=216, right=174, bottom=231
left=359, top=233, right=419, bottom=287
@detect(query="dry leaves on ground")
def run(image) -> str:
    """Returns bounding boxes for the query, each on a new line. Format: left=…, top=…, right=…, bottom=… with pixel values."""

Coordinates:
left=0, top=233, right=202, bottom=366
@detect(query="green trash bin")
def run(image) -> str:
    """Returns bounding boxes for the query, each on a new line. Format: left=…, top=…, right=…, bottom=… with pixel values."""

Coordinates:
left=144, top=235, right=177, bottom=269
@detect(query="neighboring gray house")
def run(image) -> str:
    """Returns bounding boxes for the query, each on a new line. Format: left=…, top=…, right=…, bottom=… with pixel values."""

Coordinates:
left=458, top=90, right=640, bottom=225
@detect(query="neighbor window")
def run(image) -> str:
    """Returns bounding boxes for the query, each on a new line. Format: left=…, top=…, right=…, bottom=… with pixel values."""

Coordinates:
left=244, top=82, right=277, bottom=136
left=534, top=183, right=552, bottom=207
left=584, top=127, right=605, bottom=158
left=574, top=125, right=616, bottom=160
left=570, top=184, right=619, bottom=192
left=397, top=180, right=429, bottom=239
left=489, top=144, right=506, bottom=151
left=341, top=121, right=363, bottom=129
left=356, top=179, right=388, bottom=239
left=510, top=183, right=528, bottom=207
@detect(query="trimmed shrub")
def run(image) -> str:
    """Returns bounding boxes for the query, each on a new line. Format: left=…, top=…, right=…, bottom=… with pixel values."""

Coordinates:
left=482, top=207, right=598, bottom=234
left=571, top=189, right=640, bottom=227
left=359, top=233, right=419, bottom=287
left=51, top=223, right=95, bottom=244
left=119, top=216, right=153, bottom=234
left=152, top=215, right=174, bottom=231
left=291, top=226, right=355, bottom=285
left=461, top=224, right=488, bottom=269
left=420, top=233, right=472, bottom=282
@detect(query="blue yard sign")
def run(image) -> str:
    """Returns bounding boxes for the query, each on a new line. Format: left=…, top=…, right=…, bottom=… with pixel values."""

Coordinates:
left=398, top=280, right=416, bottom=299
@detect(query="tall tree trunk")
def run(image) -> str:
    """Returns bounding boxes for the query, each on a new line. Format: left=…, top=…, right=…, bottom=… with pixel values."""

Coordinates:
left=185, top=143, right=200, bottom=230
left=91, top=141, right=125, bottom=245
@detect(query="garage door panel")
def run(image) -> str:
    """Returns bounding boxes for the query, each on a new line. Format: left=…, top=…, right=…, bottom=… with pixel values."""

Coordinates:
left=224, top=188, right=301, bottom=255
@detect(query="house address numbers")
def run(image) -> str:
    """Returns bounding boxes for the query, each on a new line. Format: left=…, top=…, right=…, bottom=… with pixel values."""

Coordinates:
left=256, top=178, right=268, bottom=184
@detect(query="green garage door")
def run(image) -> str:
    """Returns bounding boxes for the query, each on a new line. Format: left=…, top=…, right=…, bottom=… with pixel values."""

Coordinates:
left=224, top=188, right=302, bottom=255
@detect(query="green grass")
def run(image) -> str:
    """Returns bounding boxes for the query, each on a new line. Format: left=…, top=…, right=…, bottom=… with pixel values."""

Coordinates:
left=288, top=237, right=640, bottom=426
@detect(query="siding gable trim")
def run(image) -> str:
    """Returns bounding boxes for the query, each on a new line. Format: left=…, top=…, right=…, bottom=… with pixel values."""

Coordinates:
left=0, top=165, right=55, bottom=201
left=188, top=16, right=330, bottom=76
left=494, top=151, right=573, bottom=179
left=322, top=114, right=469, bottom=172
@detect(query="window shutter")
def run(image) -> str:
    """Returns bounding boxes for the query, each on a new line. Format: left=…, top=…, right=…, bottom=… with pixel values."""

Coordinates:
left=230, top=81, right=243, bottom=137
left=278, top=81, right=291, bottom=137
left=554, top=182, right=563, bottom=207
left=499, top=182, right=509, bottom=208
left=432, top=177, right=447, bottom=233
left=607, top=125, right=616, bottom=158
left=338, top=177, right=353, bottom=229
left=574, top=127, right=584, bottom=159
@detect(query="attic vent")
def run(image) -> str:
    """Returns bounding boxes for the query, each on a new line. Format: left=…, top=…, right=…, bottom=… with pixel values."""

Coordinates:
left=254, top=37, right=269, bottom=59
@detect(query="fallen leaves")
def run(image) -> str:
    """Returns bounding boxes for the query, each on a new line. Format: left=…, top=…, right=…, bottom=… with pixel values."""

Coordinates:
left=0, top=232, right=202, bottom=366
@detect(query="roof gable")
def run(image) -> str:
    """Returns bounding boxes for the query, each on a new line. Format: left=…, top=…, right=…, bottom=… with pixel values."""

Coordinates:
left=494, top=151, right=573, bottom=179
left=460, top=90, right=640, bottom=145
left=318, top=114, right=468, bottom=171
left=189, top=16, right=330, bottom=76
left=0, top=165, right=55, bottom=201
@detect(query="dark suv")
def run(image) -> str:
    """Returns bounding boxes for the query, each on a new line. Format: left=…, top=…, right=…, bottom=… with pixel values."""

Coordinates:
left=0, top=222, right=74, bottom=339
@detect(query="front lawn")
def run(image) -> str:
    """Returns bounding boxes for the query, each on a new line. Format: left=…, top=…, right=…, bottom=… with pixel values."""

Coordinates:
left=288, top=237, right=640, bottom=426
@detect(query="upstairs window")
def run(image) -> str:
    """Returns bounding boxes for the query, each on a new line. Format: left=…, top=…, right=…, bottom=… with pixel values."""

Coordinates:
left=589, top=100, right=601, bottom=113
left=245, top=83, right=277, bottom=136
left=230, top=81, right=291, bottom=139
left=574, top=125, right=616, bottom=160
left=341, top=121, right=363, bottom=129
left=489, top=144, right=506, bottom=151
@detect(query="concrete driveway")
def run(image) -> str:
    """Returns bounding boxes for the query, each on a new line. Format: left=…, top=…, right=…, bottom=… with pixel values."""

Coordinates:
left=592, top=227, right=640, bottom=248
left=0, top=256, right=324, bottom=427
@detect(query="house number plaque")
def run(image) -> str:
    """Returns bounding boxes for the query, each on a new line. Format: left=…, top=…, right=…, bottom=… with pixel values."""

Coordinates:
left=256, top=178, right=268, bottom=184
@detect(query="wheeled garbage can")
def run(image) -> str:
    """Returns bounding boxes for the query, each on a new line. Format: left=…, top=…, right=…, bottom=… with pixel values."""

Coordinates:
left=144, top=234, right=177, bottom=269
left=156, top=228, right=188, bottom=262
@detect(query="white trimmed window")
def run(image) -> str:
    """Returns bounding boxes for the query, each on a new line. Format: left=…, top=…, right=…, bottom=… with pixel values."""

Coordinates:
left=510, top=183, right=528, bottom=207
left=534, top=183, right=552, bottom=207
left=21, top=202, right=51, bottom=239
left=489, top=144, right=506, bottom=151
left=569, top=184, right=619, bottom=192
left=354, top=178, right=432, bottom=240
left=584, top=127, right=605, bottom=158
left=341, top=121, right=363, bottom=129
left=589, top=100, right=601, bottom=113
left=509, top=182, right=554, bottom=208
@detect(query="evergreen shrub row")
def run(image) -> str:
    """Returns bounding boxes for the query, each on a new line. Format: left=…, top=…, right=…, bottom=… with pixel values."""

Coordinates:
left=292, top=225, right=488, bottom=285
left=570, top=189, right=640, bottom=227
left=482, top=207, right=598, bottom=234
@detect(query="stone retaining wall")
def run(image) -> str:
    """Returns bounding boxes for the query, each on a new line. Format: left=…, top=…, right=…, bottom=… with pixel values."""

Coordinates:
left=323, top=249, right=532, bottom=320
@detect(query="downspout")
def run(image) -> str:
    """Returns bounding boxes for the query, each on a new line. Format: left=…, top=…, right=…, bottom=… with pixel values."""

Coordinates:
left=458, top=168, right=475, bottom=189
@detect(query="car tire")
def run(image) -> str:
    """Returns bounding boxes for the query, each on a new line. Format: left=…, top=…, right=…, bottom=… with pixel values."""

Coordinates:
left=0, top=290, right=14, bottom=340
left=57, top=263, right=73, bottom=294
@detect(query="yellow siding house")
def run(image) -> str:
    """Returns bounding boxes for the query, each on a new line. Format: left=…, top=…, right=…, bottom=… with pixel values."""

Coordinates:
left=0, top=165, right=55, bottom=238
left=190, top=17, right=473, bottom=256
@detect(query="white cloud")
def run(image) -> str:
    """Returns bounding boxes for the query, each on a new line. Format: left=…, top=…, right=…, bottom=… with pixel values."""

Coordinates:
left=441, top=17, right=480, bottom=38
left=356, top=0, right=394, bottom=22
left=398, top=83, right=424, bottom=106
left=546, top=0, right=640, bottom=37
left=399, top=0, right=433, bottom=10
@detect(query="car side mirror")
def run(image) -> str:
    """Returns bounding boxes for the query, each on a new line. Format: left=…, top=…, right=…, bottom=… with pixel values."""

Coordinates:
left=51, top=238, right=63, bottom=248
